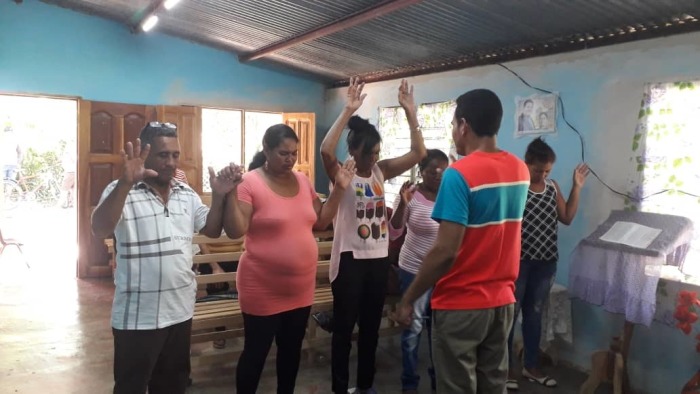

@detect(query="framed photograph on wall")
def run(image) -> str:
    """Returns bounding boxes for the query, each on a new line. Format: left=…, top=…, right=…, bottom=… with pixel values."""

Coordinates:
left=514, top=93, right=558, bottom=138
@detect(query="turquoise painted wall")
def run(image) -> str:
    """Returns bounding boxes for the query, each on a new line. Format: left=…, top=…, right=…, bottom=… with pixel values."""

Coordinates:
left=0, top=1, right=325, bottom=112
left=324, top=32, right=700, bottom=393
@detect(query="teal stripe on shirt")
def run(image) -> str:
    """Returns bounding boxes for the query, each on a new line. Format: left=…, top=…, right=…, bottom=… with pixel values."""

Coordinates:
left=432, top=168, right=529, bottom=228
left=468, top=183, right=529, bottom=226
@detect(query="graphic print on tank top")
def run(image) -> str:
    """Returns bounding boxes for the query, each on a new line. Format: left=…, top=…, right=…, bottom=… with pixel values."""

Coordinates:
left=354, top=180, right=387, bottom=242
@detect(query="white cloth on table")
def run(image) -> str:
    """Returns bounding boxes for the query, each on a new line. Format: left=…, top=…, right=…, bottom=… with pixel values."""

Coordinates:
left=570, top=245, right=664, bottom=326
left=569, top=210, right=693, bottom=327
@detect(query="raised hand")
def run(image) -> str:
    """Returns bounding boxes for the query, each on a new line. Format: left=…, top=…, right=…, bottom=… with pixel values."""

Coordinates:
left=398, top=79, right=416, bottom=114
left=399, top=180, right=415, bottom=204
left=334, top=159, right=356, bottom=190
left=210, top=163, right=244, bottom=196
left=344, top=77, right=367, bottom=113
left=573, top=163, right=590, bottom=188
left=120, top=139, right=158, bottom=184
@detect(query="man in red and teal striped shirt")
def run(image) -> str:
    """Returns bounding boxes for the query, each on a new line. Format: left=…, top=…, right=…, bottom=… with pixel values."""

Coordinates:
left=396, top=89, right=530, bottom=394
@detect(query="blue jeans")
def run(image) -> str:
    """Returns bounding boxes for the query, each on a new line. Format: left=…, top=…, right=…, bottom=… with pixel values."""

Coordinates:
left=507, top=259, right=557, bottom=370
left=398, top=268, right=436, bottom=391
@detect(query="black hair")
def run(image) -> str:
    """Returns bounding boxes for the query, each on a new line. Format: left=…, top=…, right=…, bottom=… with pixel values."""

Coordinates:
left=418, top=149, right=449, bottom=172
left=248, top=151, right=266, bottom=171
left=139, top=122, right=178, bottom=148
left=523, top=99, right=534, bottom=107
left=525, top=137, right=556, bottom=164
left=248, top=123, right=299, bottom=170
left=454, top=89, right=503, bottom=137
left=347, top=115, right=381, bottom=157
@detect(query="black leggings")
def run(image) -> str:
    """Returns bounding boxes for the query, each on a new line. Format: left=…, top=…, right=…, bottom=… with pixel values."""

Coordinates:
left=331, top=252, right=389, bottom=394
left=236, top=306, right=311, bottom=394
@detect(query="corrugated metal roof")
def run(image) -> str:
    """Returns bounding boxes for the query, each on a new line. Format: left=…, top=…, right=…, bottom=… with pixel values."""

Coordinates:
left=157, top=0, right=379, bottom=52
left=299, top=0, right=700, bottom=81
left=42, top=0, right=700, bottom=84
left=45, top=0, right=152, bottom=25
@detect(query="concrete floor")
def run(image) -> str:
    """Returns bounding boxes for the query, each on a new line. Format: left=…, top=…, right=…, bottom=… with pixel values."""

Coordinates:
left=0, top=247, right=610, bottom=394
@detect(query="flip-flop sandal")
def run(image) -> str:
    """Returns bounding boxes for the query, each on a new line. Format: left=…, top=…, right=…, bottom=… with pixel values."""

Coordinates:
left=522, top=369, right=557, bottom=387
left=506, top=379, right=519, bottom=390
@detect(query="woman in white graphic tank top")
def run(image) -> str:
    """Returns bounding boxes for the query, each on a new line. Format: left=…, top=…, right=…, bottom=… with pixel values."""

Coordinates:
left=320, top=77, right=427, bottom=394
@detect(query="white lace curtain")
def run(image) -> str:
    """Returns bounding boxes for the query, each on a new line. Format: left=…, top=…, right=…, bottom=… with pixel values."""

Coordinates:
left=626, top=81, right=700, bottom=275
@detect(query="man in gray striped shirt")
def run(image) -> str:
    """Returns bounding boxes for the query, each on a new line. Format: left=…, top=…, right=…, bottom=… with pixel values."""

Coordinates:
left=92, top=122, right=241, bottom=394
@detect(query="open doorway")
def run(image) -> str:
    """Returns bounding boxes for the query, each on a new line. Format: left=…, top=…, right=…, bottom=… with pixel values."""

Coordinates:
left=1, top=95, right=78, bottom=279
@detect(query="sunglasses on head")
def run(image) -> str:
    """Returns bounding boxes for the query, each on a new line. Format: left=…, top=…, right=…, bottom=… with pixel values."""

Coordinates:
left=148, top=121, right=177, bottom=129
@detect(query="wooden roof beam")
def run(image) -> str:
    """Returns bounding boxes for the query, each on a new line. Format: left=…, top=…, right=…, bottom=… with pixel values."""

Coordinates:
left=239, top=0, right=424, bottom=62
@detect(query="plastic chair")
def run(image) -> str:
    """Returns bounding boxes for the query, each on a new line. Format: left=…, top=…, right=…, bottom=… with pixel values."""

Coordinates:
left=0, top=228, right=29, bottom=268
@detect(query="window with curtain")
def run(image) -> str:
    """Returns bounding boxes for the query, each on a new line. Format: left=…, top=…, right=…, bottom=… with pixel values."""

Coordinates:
left=626, top=81, right=700, bottom=275
left=377, top=101, right=455, bottom=205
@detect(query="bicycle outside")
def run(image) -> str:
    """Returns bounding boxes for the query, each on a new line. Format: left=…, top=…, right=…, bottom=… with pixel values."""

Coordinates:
left=3, top=168, right=62, bottom=210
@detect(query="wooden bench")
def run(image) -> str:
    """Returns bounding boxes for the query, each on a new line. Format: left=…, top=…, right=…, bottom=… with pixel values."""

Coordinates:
left=190, top=231, right=332, bottom=339
left=190, top=231, right=401, bottom=367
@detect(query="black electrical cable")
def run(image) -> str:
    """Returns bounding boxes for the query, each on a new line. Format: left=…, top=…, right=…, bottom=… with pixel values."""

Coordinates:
left=497, top=63, right=700, bottom=202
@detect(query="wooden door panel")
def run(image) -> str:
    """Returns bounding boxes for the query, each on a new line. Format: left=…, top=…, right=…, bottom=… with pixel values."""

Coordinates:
left=283, top=113, right=315, bottom=185
left=124, top=112, right=151, bottom=145
left=88, top=163, right=115, bottom=206
left=78, top=100, right=156, bottom=278
left=173, top=112, right=196, bottom=163
left=89, top=111, right=118, bottom=154
left=158, top=106, right=202, bottom=194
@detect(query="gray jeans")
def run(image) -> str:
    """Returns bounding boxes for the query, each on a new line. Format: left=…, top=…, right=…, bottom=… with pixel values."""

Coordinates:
left=432, top=305, right=514, bottom=394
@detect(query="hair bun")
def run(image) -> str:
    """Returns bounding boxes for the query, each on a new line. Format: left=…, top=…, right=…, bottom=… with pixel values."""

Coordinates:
left=348, top=115, right=372, bottom=133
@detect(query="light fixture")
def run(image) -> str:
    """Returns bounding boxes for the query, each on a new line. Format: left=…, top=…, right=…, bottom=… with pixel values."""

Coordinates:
left=164, top=0, right=182, bottom=10
left=141, top=15, right=159, bottom=32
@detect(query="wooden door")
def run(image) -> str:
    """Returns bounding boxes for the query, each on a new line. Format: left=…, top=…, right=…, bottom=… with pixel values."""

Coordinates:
left=77, top=100, right=157, bottom=278
left=157, top=106, right=202, bottom=194
left=284, top=113, right=315, bottom=185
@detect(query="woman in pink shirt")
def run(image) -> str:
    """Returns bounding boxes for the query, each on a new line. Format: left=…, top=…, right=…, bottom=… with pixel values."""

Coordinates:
left=221, top=124, right=354, bottom=394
